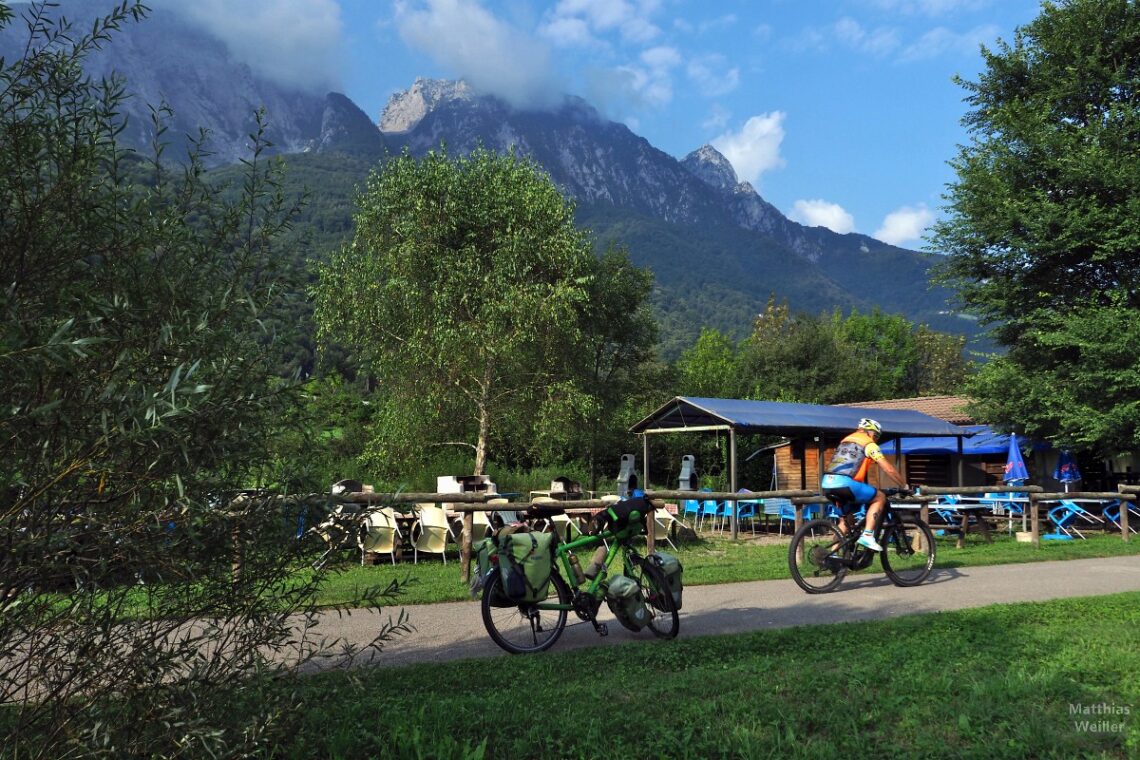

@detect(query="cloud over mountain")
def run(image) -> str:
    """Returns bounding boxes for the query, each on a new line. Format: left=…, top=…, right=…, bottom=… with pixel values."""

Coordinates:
left=156, top=0, right=343, bottom=92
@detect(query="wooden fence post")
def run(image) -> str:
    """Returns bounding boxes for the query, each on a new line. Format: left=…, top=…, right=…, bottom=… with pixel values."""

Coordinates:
left=461, top=510, right=475, bottom=581
left=1030, top=494, right=1040, bottom=548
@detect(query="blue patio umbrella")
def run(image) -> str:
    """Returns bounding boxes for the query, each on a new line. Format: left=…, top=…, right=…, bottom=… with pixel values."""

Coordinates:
left=1003, top=433, right=1030, bottom=484
left=1052, top=450, right=1082, bottom=492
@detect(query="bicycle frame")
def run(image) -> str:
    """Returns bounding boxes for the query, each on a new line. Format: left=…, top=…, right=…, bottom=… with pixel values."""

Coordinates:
left=789, top=489, right=935, bottom=594
left=828, top=499, right=905, bottom=569
left=537, top=523, right=643, bottom=610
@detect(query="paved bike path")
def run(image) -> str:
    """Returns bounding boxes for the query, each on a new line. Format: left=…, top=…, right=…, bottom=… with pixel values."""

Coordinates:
left=303, top=555, right=1140, bottom=671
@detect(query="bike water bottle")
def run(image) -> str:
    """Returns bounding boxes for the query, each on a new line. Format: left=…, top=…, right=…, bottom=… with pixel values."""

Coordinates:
left=583, top=546, right=608, bottom=579
left=567, top=553, right=586, bottom=584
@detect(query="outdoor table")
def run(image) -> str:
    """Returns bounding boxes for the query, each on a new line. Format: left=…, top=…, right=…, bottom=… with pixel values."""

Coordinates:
left=902, top=503, right=993, bottom=549
left=956, top=495, right=1030, bottom=533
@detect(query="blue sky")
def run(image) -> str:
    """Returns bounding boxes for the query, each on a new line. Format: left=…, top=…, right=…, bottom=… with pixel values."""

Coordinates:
left=163, top=0, right=1045, bottom=249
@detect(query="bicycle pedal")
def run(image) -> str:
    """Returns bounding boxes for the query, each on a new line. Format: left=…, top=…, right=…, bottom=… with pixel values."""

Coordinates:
left=597, top=623, right=609, bottom=637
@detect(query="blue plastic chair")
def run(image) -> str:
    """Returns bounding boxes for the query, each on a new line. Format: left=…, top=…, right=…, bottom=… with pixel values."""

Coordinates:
left=928, top=494, right=964, bottom=528
left=981, top=491, right=1026, bottom=534
left=735, top=490, right=759, bottom=535
left=1045, top=500, right=1101, bottom=540
left=714, top=499, right=735, bottom=531
left=681, top=497, right=701, bottom=528
left=761, top=498, right=792, bottom=534
left=1101, top=499, right=1138, bottom=535
left=824, top=502, right=866, bottom=522
left=699, top=498, right=721, bottom=532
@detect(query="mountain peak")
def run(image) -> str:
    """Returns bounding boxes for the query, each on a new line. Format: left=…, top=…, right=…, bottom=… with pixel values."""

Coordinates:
left=681, top=144, right=739, bottom=191
left=309, top=92, right=385, bottom=157
left=379, top=78, right=476, bottom=134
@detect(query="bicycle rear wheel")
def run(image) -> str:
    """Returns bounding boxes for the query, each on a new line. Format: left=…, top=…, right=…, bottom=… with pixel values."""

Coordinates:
left=629, top=557, right=679, bottom=639
left=481, top=570, right=571, bottom=654
left=880, top=517, right=936, bottom=587
left=789, top=519, right=847, bottom=594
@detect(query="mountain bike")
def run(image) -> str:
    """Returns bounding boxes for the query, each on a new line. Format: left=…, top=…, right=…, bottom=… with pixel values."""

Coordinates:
left=480, top=503, right=679, bottom=654
left=788, top=488, right=936, bottom=593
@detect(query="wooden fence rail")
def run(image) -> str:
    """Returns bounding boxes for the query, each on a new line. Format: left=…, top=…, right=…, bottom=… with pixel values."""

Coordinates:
left=272, top=481, right=1135, bottom=578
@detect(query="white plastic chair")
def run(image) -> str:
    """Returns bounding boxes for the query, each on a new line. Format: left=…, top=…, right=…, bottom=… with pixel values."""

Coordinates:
left=412, top=505, right=450, bottom=564
left=358, top=507, right=402, bottom=565
left=652, top=507, right=679, bottom=550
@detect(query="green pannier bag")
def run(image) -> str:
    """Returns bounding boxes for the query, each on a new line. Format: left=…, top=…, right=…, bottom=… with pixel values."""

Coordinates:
left=496, top=530, right=555, bottom=603
left=472, top=537, right=495, bottom=577
left=470, top=537, right=510, bottom=604
left=605, top=574, right=650, bottom=632
left=648, top=551, right=684, bottom=611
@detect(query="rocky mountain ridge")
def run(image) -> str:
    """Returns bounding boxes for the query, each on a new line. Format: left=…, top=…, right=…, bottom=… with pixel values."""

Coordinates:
left=0, top=2, right=383, bottom=165
left=381, top=78, right=875, bottom=263
left=2, top=5, right=970, bottom=353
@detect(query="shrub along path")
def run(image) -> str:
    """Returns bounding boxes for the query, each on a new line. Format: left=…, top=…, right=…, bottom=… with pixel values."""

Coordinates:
left=298, top=555, right=1140, bottom=672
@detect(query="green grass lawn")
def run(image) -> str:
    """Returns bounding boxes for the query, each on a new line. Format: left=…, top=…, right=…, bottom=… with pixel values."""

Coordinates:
left=314, top=530, right=1140, bottom=607
left=276, top=592, right=1140, bottom=759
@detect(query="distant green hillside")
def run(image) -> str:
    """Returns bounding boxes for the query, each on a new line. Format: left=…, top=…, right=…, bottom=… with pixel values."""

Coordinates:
left=235, top=150, right=984, bottom=367
left=575, top=203, right=980, bottom=359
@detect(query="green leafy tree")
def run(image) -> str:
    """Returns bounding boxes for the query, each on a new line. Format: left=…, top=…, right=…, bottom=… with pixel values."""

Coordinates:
left=528, top=246, right=660, bottom=489
left=835, top=308, right=919, bottom=398
left=931, top=0, right=1140, bottom=454
left=0, top=4, right=401, bottom=756
left=733, top=301, right=970, bottom=403
left=676, top=327, right=742, bottom=398
left=315, top=147, right=594, bottom=476
left=913, top=325, right=971, bottom=396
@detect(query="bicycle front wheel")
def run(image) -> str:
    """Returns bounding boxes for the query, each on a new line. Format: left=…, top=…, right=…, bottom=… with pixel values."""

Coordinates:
left=481, top=570, right=571, bottom=654
left=789, top=519, right=847, bottom=594
left=629, top=557, right=679, bottom=639
left=880, top=517, right=936, bottom=587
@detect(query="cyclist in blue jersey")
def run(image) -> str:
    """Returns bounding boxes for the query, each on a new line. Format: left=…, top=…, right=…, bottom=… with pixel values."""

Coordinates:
left=820, top=418, right=909, bottom=551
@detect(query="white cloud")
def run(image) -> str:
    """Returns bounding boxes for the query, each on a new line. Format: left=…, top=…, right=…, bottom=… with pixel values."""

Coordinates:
left=598, top=45, right=680, bottom=109
left=642, top=45, right=681, bottom=70
left=874, top=204, right=934, bottom=246
left=543, top=0, right=662, bottom=46
left=711, top=112, right=786, bottom=186
left=396, top=0, right=558, bottom=108
left=701, top=103, right=731, bottom=131
left=899, top=24, right=1000, bottom=61
left=540, top=16, right=596, bottom=48
left=687, top=53, right=740, bottom=97
left=789, top=199, right=856, bottom=234
left=869, top=0, right=992, bottom=16
left=159, top=0, right=342, bottom=92
left=833, top=17, right=900, bottom=57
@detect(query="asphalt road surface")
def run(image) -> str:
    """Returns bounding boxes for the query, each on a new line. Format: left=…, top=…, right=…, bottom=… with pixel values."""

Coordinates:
left=297, top=555, right=1140, bottom=671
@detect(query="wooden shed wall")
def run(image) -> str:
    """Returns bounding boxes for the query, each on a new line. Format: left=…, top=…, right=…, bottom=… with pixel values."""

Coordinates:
left=774, top=440, right=885, bottom=492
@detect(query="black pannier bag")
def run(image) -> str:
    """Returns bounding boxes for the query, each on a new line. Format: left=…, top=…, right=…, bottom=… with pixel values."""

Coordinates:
left=648, top=551, right=683, bottom=611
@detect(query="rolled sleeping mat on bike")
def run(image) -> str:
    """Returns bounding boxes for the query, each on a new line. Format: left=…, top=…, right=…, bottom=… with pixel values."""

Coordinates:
left=591, top=496, right=650, bottom=535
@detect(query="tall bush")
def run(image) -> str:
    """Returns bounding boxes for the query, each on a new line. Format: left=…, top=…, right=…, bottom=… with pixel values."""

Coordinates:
left=0, top=4, right=401, bottom=755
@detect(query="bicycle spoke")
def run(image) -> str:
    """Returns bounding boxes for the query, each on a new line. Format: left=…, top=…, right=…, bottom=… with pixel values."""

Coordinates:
left=630, top=558, right=679, bottom=639
left=481, top=571, right=570, bottom=654
left=880, top=519, right=936, bottom=586
left=789, top=519, right=847, bottom=593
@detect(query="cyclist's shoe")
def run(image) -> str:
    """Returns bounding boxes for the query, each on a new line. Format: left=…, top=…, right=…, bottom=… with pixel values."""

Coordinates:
left=856, top=531, right=882, bottom=552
